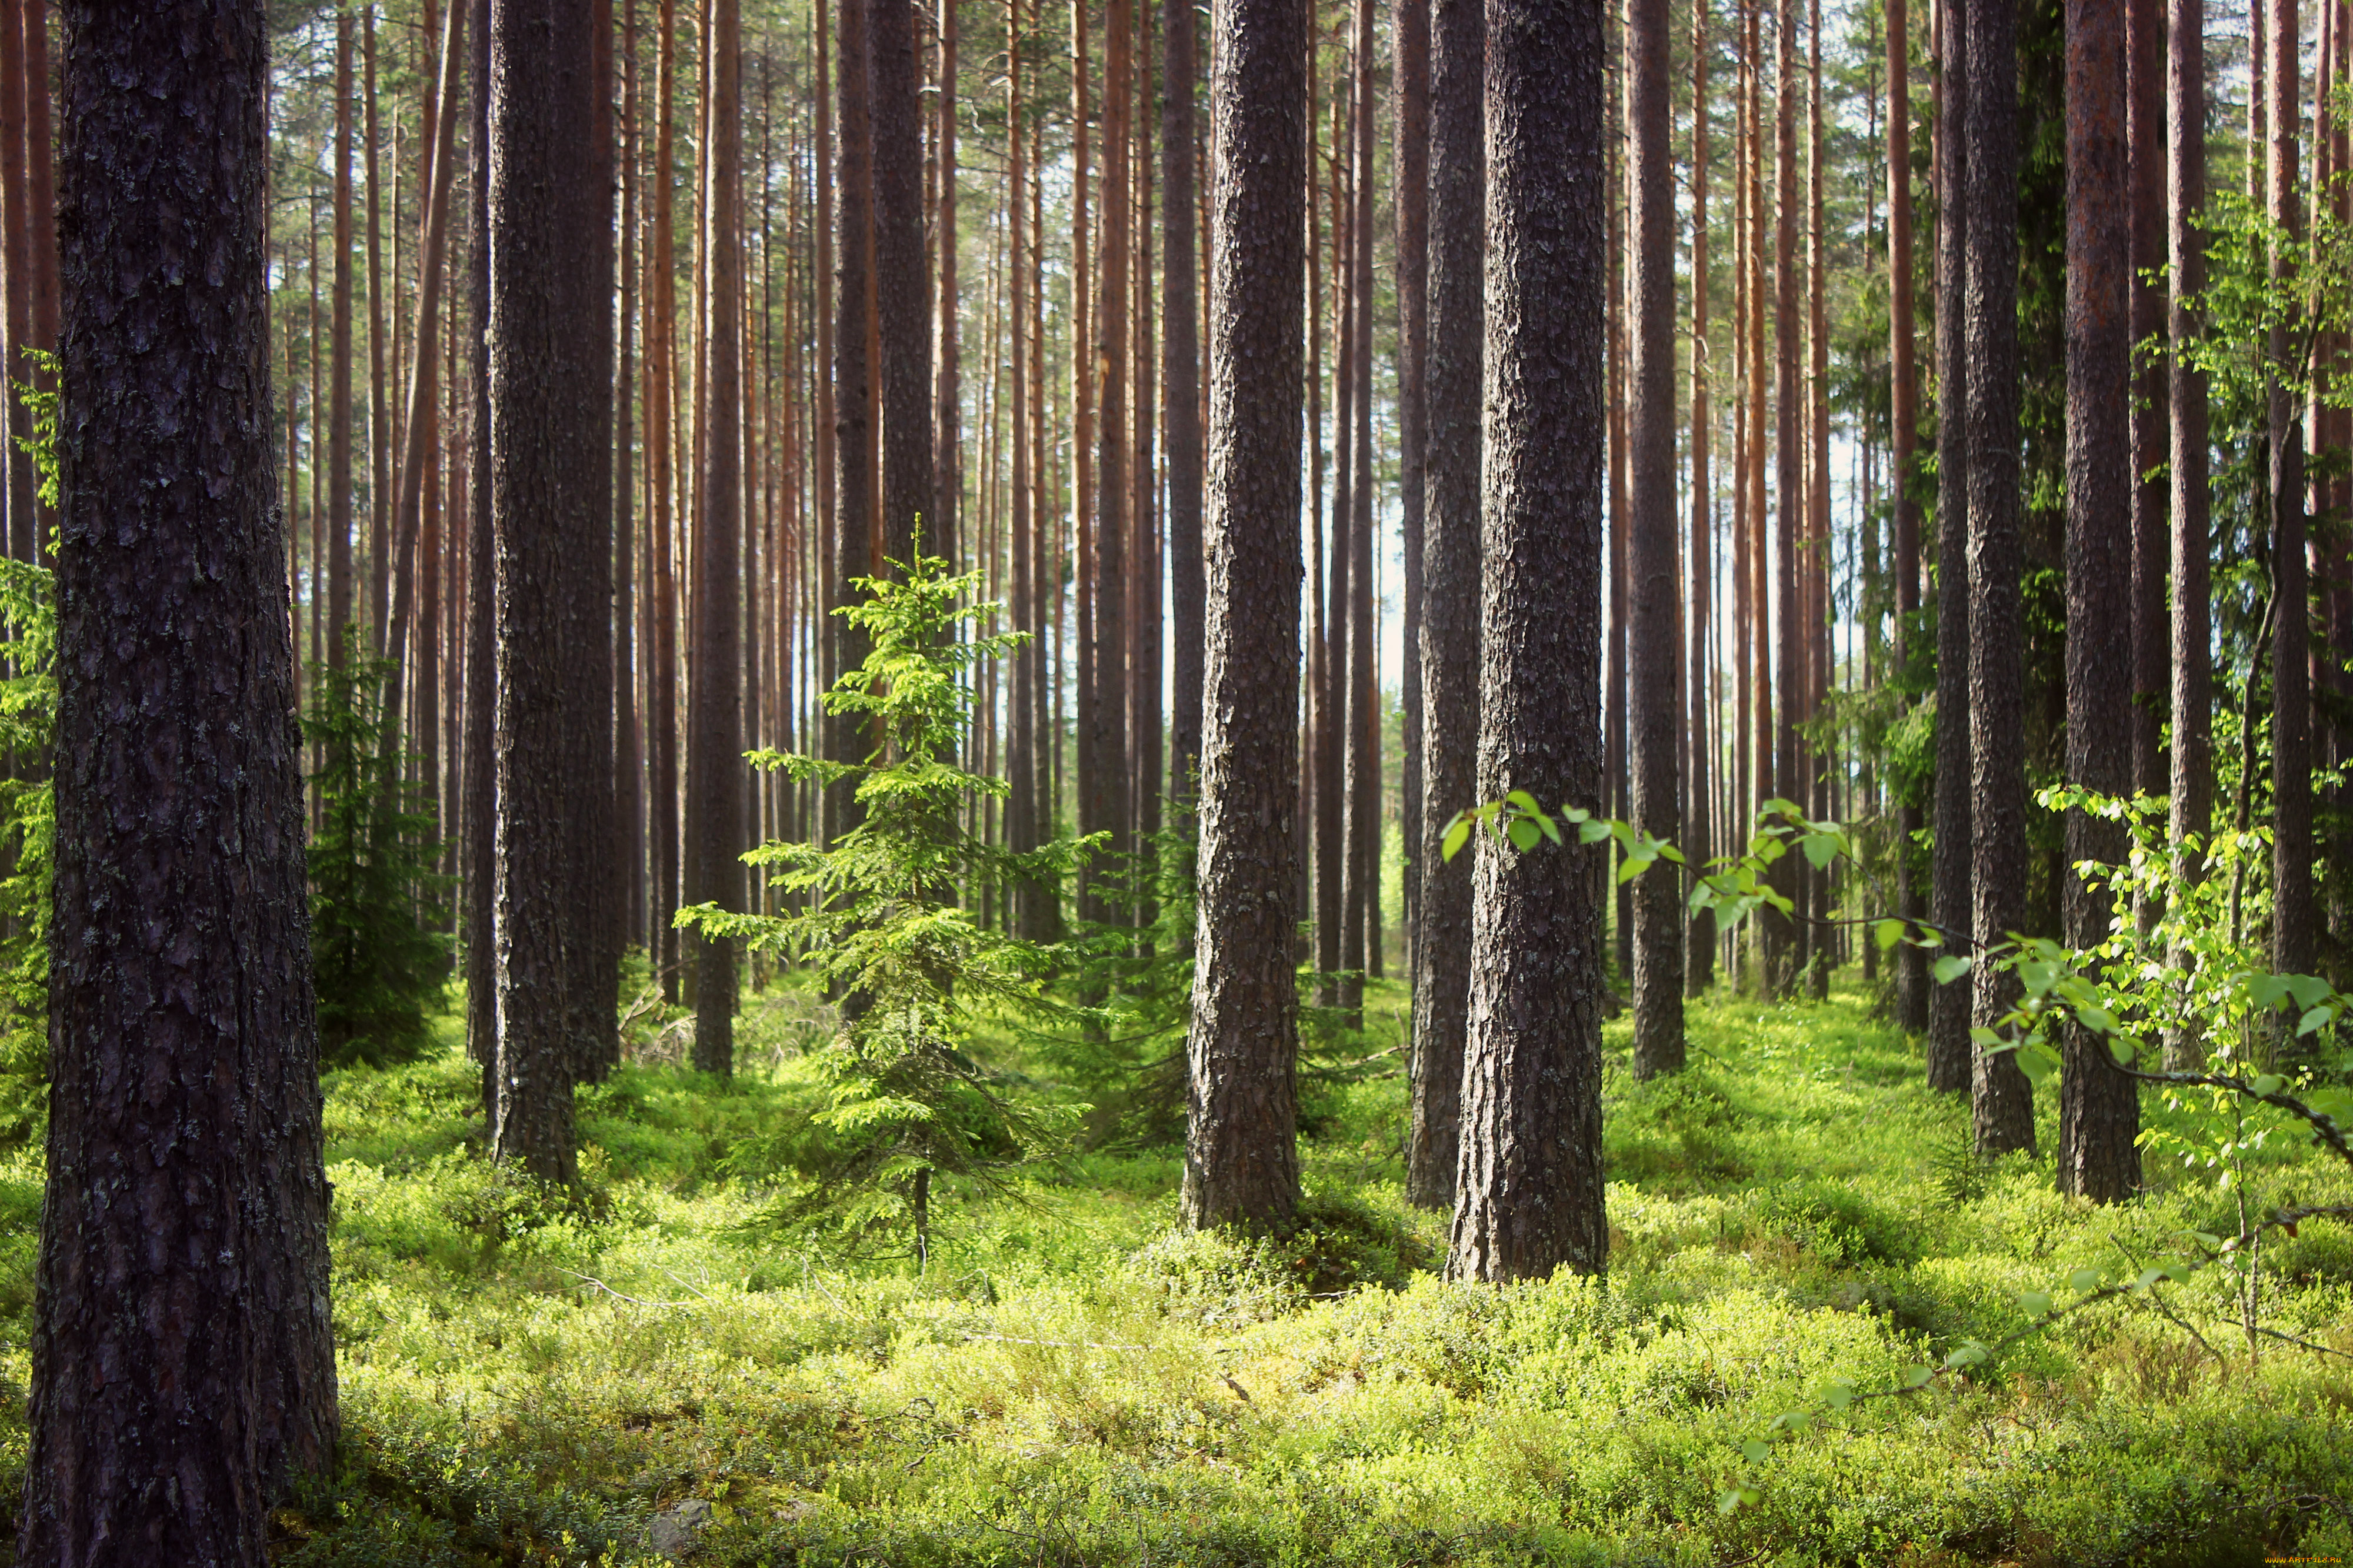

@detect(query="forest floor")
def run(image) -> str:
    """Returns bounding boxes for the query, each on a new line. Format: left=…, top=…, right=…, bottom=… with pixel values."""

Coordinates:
left=2, top=975, right=2351, bottom=1566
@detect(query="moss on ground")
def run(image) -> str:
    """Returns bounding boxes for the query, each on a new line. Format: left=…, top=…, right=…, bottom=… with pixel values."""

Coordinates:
left=0, top=975, right=2347, bottom=1565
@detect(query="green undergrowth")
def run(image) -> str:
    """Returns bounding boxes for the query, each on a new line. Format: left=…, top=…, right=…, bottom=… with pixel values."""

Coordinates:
left=0, top=978, right=2349, bottom=1565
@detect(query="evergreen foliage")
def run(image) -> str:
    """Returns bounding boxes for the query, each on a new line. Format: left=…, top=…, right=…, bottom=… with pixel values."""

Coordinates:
left=679, top=557, right=1092, bottom=1263
left=304, top=639, right=451, bottom=1069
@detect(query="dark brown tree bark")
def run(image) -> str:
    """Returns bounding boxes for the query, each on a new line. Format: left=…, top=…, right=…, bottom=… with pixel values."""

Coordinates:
left=1086, top=0, right=1132, bottom=927
left=1687, top=0, right=1715, bottom=998
left=935, top=0, right=961, bottom=563
left=2128, top=0, right=2167, bottom=804
left=615, top=0, right=645, bottom=969
left=1965, top=0, right=2034, bottom=1155
left=24, top=4, right=338, bottom=1557
left=1341, top=0, right=1376, bottom=1015
left=1628, top=0, right=1681, bottom=1072
left=2059, top=0, right=2141, bottom=1200
left=1769, top=0, right=1800, bottom=993
left=1889, top=0, right=1927, bottom=1030
left=366, top=5, right=391, bottom=645
left=649, top=0, right=683, bottom=987
left=2164, top=0, right=2209, bottom=1069
left=0, top=0, right=36, bottom=562
left=1927, top=0, right=1972, bottom=1092
left=488, top=0, right=604, bottom=1182
left=331, top=9, right=355, bottom=658
left=2268, top=0, right=2312, bottom=1000
left=1449, top=0, right=1607, bottom=1283
left=1164, top=0, right=1204, bottom=809
left=875, top=0, right=933, bottom=573
left=1181, top=0, right=1304, bottom=1230
left=1408, top=0, right=1482, bottom=1209
left=1397, top=0, right=1429, bottom=970
left=465, top=0, right=495, bottom=1109
left=686, top=0, right=744, bottom=1071
left=829, top=0, right=875, bottom=841
left=1008, top=0, right=1045, bottom=926
left=1317, top=98, right=1348, bottom=1000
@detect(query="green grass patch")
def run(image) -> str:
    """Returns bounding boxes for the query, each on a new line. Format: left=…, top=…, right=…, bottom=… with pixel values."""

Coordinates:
left=1, top=973, right=2348, bottom=1565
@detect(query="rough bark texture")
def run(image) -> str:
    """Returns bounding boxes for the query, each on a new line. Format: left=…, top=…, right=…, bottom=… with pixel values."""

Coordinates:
left=1889, top=0, right=1927, bottom=1031
left=1627, top=0, right=1682, bottom=1074
left=829, top=0, right=876, bottom=842
left=1180, top=0, right=1304, bottom=1232
left=2164, top=0, right=2209, bottom=1069
left=1164, top=0, right=1204, bottom=805
left=2127, top=0, right=2167, bottom=803
left=874, top=0, right=932, bottom=572
left=1449, top=0, right=1607, bottom=1283
left=1408, top=0, right=1482, bottom=1207
left=465, top=0, right=496, bottom=1110
left=2059, top=0, right=2141, bottom=1200
left=1344, top=0, right=1378, bottom=1011
left=689, top=0, right=745, bottom=1072
left=1086, top=0, right=1132, bottom=929
left=1396, top=0, right=1428, bottom=979
left=489, top=0, right=604, bottom=1184
left=1686, top=0, right=1714, bottom=999
left=1965, top=0, right=2034, bottom=1155
left=24, top=4, right=339, bottom=1558
left=1926, top=0, right=1972, bottom=1093
left=2268, top=0, right=2312, bottom=1003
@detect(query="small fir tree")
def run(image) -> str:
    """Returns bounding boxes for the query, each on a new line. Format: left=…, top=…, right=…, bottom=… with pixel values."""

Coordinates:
left=679, top=556, right=1092, bottom=1267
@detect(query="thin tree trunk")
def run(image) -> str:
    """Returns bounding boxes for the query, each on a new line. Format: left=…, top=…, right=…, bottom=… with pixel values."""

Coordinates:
left=1087, top=0, right=1132, bottom=927
left=831, top=0, right=876, bottom=842
left=2268, top=0, right=2312, bottom=1005
left=689, top=0, right=746, bottom=1073
left=1927, top=0, right=1972, bottom=1091
left=1165, top=0, right=1204, bottom=813
left=0, top=0, right=36, bottom=563
left=1687, top=0, right=1715, bottom=998
left=616, top=0, right=645, bottom=963
left=1889, top=0, right=1927, bottom=1029
left=2129, top=0, right=2168, bottom=806
left=1342, top=0, right=1375, bottom=1017
left=936, top=0, right=961, bottom=563
left=1965, top=0, right=2034, bottom=1155
left=1181, top=0, right=1304, bottom=1232
left=1450, top=0, right=1607, bottom=1283
left=1770, top=0, right=1801, bottom=992
left=649, top=0, right=683, bottom=989
left=1397, top=0, right=1429, bottom=979
left=25, top=9, right=338, bottom=1554
left=1628, top=0, right=1683, bottom=1070
left=1408, top=0, right=1482, bottom=1207
left=2060, top=0, right=2141, bottom=1199
left=366, top=6, right=391, bottom=647
left=331, top=11, right=355, bottom=659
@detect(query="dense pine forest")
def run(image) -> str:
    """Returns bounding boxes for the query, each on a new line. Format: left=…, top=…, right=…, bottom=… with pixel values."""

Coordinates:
left=0, top=0, right=2351, bottom=1560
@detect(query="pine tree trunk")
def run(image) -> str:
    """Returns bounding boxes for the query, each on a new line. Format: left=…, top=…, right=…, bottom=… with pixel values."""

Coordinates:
left=1407, top=0, right=1482, bottom=1209
left=1888, top=0, right=1927, bottom=1030
left=366, top=6, right=391, bottom=646
left=1087, top=0, right=1132, bottom=928
left=688, top=0, right=745, bottom=1073
left=1926, top=0, right=1973, bottom=1092
left=0, top=0, right=36, bottom=562
left=1449, top=0, right=1607, bottom=1283
left=1687, top=0, right=1715, bottom=998
left=1965, top=0, right=2034, bottom=1155
left=331, top=12, right=355, bottom=659
left=464, top=0, right=495, bottom=1109
left=2128, top=0, right=2168, bottom=806
left=830, top=0, right=876, bottom=844
left=1341, top=0, right=1375, bottom=1018
left=1769, top=0, right=1801, bottom=993
left=488, top=0, right=605, bottom=1181
left=615, top=0, right=646, bottom=969
left=1181, top=0, right=1304, bottom=1231
left=2163, top=0, right=2210, bottom=1069
left=935, top=0, right=961, bottom=563
left=1395, top=0, right=1428, bottom=985
left=25, top=5, right=339, bottom=1555
left=1628, top=0, right=1683, bottom=1071
left=2268, top=0, right=2312, bottom=1006
left=2059, top=0, right=2141, bottom=1199
left=1164, top=0, right=1204, bottom=815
